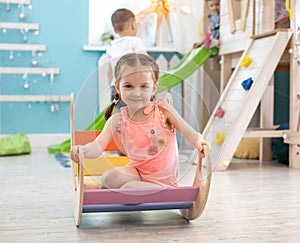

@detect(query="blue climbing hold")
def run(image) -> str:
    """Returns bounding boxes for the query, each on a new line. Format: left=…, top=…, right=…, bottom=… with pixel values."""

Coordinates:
left=241, top=77, right=253, bottom=91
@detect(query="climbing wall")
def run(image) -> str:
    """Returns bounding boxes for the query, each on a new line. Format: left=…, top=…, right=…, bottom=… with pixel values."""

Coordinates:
left=203, top=31, right=292, bottom=171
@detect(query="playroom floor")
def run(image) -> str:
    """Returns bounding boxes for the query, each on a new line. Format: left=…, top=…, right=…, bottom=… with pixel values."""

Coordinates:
left=0, top=145, right=300, bottom=243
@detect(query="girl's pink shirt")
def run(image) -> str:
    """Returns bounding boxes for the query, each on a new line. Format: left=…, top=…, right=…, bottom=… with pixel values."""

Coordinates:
left=118, top=101, right=179, bottom=187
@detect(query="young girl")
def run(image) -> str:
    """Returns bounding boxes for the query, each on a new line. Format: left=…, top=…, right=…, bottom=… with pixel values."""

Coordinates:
left=71, top=53, right=210, bottom=189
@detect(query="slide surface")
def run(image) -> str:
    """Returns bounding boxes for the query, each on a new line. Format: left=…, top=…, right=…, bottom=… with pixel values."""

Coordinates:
left=48, top=46, right=218, bottom=154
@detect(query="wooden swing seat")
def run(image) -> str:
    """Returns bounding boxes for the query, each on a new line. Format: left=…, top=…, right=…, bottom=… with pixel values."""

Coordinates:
left=70, top=94, right=211, bottom=226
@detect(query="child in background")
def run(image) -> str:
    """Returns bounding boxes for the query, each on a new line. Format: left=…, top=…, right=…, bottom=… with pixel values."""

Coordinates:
left=193, top=0, right=220, bottom=48
left=71, top=53, right=211, bottom=189
left=275, top=0, right=290, bottom=29
left=107, top=8, right=148, bottom=109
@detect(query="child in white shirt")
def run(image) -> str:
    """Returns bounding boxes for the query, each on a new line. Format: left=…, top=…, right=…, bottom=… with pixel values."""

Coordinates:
left=106, top=8, right=148, bottom=109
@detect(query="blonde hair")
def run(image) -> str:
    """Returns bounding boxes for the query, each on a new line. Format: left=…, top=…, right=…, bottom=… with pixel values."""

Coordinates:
left=105, top=53, right=159, bottom=120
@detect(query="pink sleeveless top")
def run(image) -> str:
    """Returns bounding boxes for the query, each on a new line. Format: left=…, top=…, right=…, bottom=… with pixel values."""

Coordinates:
left=118, top=101, right=179, bottom=187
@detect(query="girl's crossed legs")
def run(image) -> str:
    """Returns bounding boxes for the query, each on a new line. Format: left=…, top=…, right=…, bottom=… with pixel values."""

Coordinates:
left=103, top=166, right=163, bottom=189
left=84, top=166, right=163, bottom=189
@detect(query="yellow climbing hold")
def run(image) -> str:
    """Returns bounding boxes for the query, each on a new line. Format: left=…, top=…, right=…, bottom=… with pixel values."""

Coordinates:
left=286, top=0, right=293, bottom=20
left=240, top=55, right=252, bottom=67
left=214, top=132, right=226, bottom=144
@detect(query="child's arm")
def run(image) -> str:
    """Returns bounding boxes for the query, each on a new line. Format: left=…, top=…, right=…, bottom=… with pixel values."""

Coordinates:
left=207, top=21, right=212, bottom=34
left=70, top=114, right=119, bottom=163
left=158, top=100, right=210, bottom=157
left=193, top=16, right=213, bottom=48
left=193, top=40, right=204, bottom=48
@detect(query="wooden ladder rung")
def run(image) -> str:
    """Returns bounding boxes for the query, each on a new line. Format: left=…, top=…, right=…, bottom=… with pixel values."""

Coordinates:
left=244, top=128, right=287, bottom=138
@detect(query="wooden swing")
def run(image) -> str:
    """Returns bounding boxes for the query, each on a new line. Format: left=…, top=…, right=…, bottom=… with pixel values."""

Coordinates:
left=70, top=93, right=212, bottom=226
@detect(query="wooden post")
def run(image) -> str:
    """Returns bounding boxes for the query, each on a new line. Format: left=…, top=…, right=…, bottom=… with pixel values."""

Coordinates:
left=260, top=77, right=274, bottom=161
left=289, top=0, right=300, bottom=168
left=262, top=0, right=275, bottom=32
left=220, top=54, right=232, bottom=93
left=227, top=0, right=236, bottom=33
left=240, top=0, right=250, bottom=31
left=252, top=0, right=256, bottom=36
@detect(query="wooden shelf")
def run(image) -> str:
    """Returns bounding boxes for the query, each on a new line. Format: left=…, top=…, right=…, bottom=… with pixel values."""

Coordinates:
left=0, top=43, right=46, bottom=51
left=0, top=67, right=60, bottom=75
left=0, top=0, right=30, bottom=4
left=0, top=22, right=39, bottom=30
left=0, top=95, right=71, bottom=102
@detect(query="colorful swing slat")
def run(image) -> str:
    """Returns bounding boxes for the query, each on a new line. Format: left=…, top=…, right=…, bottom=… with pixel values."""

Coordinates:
left=82, top=202, right=194, bottom=213
left=83, top=186, right=199, bottom=205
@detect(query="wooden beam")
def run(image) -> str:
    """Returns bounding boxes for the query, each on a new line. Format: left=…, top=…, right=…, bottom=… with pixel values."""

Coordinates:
left=251, top=29, right=278, bottom=39
left=244, top=128, right=286, bottom=138
left=243, top=129, right=300, bottom=146
left=283, top=131, right=300, bottom=145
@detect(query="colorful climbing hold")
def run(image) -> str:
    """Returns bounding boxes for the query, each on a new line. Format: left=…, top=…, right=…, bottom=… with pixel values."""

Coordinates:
left=241, top=77, right=254, bottom=91
left=214, top=132, right=226, bottom=144
left=240, top=55, right=252, bottom=67
left=214, top=106, right=225, bottom=118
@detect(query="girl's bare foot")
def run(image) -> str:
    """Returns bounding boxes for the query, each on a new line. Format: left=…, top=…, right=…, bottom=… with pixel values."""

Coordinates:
left=83, top=182, right=102, bottom=189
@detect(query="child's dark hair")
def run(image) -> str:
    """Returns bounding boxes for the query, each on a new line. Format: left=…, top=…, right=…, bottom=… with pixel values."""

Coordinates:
left=105, top=53, right=159, bottom=120
left=111, top=8, right=135, bottom=32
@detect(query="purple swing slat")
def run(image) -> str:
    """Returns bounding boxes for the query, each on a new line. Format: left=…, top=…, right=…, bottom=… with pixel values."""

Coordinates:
left=82, top=201, right=194, bottom=213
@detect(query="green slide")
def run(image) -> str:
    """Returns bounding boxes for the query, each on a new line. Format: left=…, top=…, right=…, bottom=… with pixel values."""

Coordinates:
left=48, top=46, right=218, bottom=154
left=157, top=45, right=218, bottom=93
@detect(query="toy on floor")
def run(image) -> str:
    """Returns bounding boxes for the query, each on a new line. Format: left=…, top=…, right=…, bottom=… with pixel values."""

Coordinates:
left=55, top=152, right=71, bottom=167
left=0, top=133, right=31, bottom=156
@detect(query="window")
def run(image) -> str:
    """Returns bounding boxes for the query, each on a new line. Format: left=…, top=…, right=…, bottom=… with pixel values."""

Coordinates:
left=88, top=0, right=152, bottom=45
left=88, top=0, right=202, bottom=52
